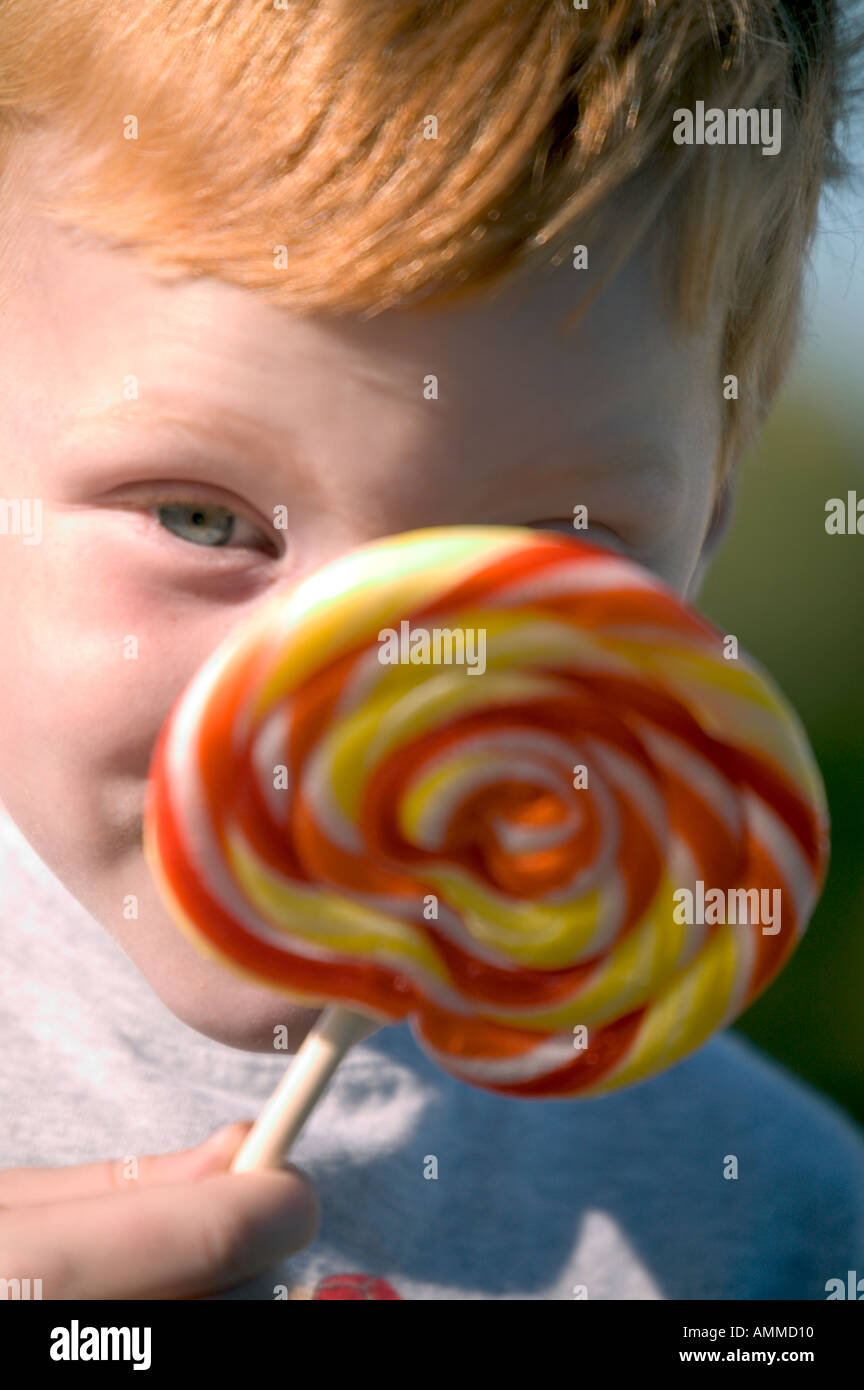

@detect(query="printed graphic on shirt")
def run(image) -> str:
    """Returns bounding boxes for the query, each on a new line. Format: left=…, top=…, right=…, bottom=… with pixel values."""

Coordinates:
left=311, top=1273, right=401, bottom=1300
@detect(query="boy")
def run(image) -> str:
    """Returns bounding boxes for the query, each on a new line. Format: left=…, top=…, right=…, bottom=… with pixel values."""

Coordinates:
left=1, top=0, right=862, bottom=1299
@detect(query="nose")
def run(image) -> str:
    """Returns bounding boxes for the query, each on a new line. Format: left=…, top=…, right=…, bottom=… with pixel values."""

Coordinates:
left=277, top=502, right=473, bottom=590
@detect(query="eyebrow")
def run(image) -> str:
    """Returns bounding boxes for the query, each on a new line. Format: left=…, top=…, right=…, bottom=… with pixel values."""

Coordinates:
left=526, top=437, right=680, bottom=477
left=67, top=392, right=288, bottom=463
left=66, top=395, right=682, bottom=527
left=484, top=441, right=683, bottom=511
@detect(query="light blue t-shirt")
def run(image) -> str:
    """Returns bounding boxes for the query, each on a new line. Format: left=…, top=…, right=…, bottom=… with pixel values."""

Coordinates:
left=2, top=806, right=863, bottom=1300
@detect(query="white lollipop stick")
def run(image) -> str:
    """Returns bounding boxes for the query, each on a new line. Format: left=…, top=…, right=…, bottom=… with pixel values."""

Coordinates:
left=230, top=1006, right=379, bottom=1172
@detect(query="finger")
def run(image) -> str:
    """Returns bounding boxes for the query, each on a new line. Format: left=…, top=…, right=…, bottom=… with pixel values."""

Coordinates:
left=0, top=1122, right=256, bottom=1209
left=0, top=1165, right=320, bottom=1300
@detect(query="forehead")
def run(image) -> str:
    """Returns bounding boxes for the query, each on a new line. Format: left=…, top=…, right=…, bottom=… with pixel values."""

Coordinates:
left=1, top=135, right=720, bottom=529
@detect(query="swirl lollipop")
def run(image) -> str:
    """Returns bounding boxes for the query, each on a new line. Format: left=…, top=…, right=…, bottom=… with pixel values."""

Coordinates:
left=143, top=526, right=828, bottom=1170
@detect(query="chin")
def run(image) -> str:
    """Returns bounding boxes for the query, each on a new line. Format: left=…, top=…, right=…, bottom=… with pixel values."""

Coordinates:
left=110, top=908, right=328, bottom=1052
left=146, top=952, right=386, bottom=1054
left=154, top=961, right=326, bottom=1053
left=175, top=998, right=326, bottom=1054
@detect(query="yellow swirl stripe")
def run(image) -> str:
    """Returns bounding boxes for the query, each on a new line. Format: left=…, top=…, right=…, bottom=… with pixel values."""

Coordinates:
left=144, top=525, right=829, bottom=1100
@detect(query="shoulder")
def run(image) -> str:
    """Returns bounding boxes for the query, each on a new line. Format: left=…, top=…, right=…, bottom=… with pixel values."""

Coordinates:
left=685, top=1030, right=864, bottom=1221
left=369, top=1024, right=864, bottom=1298
left=681, top=1030, right=864, bottom=1177
left=645, top=1032, right=864, bottom=1296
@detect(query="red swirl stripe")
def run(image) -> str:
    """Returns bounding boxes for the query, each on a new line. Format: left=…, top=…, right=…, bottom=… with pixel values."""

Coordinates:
left=143, top=527, right=829, bottom=1098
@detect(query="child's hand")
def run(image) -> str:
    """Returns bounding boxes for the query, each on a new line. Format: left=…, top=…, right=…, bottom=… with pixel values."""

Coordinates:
left=0, top=1122, right=320, bottom=1299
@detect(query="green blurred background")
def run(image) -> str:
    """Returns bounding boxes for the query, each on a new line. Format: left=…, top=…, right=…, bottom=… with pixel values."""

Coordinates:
left=697, top=180, right=864, bottom=1126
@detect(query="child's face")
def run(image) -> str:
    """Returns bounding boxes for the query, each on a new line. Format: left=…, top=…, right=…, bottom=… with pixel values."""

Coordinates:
left=0, top=139, right=724, bottom=1051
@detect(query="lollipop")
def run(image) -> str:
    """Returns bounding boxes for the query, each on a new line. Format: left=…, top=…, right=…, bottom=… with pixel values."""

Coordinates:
left=143, top=526, right=828, bottom=1168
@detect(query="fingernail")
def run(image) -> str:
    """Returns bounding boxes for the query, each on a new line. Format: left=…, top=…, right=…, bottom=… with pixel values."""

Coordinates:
left=200, top=1120, right=255, bottom=1152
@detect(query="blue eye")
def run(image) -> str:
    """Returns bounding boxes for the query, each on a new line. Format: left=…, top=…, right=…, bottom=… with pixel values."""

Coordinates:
left=157, top=502, right=236, bottom=547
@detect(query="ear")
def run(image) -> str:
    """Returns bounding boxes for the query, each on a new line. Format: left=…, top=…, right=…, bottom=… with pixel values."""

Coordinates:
left=686, top=471, right=737, bottom=601
left=702, top=471, right=736, bottom=557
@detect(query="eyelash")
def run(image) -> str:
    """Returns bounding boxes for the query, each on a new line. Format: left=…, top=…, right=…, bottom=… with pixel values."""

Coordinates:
left=137, top=493, right=277, bottom=556
left=129, top=494, right=609, bottom=562
left=529, top=519, right=620, bottom=541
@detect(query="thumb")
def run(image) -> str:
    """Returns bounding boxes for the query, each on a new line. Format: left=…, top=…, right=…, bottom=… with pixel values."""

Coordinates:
left=0, top=1144, right=321, bottom=1300
left=0, top=1121, right=288, bottom=1208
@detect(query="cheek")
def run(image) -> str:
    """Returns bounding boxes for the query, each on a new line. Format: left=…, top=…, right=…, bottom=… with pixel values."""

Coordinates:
left=0, top=519, right=215, bottom=885
left=1, top=526, right=157, bottom=759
